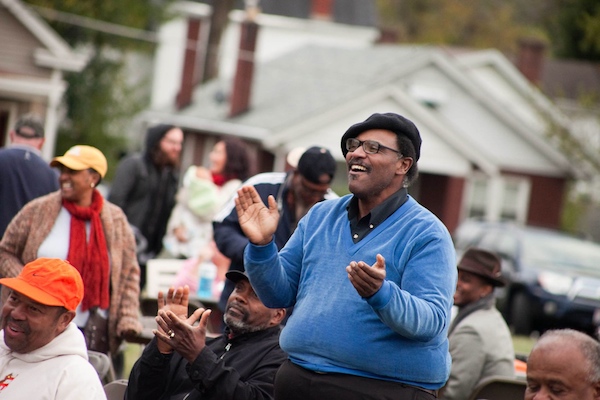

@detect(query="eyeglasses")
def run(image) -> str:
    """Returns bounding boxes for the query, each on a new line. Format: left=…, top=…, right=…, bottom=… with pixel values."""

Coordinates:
left=346, top=138, right=402, bottom=156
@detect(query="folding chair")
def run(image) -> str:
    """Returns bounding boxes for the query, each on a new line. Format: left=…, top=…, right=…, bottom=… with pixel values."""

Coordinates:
left=103, top=378, right=128, bottom=400
left=87, top=350, right=116, bottom=384
left=467, top=375, right=527, bottom=400
left=141, top=258, right=186, bottom=317
left=144, top=259, right=186, bottom=299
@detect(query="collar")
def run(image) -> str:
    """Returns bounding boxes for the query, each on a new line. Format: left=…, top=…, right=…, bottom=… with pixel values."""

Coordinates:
left=346, top=188, right=408, bottom=243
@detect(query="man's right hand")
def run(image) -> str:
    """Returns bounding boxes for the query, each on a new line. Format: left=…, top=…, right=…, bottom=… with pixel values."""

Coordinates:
left=234, top=186, right=279, bottom=246
left=154, top=308, right=212, bottom=364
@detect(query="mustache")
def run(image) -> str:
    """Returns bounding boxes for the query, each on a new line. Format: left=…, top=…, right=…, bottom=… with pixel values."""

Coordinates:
left=347, top=159, right=370, bottom=170
left=226, top=301, right=248, bottom=317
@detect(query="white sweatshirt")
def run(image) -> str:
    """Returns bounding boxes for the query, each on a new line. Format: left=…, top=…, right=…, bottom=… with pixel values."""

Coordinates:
left=0, top=322, right=106, bottom=399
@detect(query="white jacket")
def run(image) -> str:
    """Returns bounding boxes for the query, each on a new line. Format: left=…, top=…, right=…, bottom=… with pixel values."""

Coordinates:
left=0, top=322, right=106, bottom=399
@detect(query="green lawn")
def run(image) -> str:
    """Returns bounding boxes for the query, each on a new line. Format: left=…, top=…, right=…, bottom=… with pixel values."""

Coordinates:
left=122, top=343, right=144, bottom=379
left=512, top=334, right=537, bottom=359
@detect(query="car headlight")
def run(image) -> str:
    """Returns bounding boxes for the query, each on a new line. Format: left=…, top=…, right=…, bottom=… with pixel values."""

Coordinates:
left=538, top=271, right=573, bottom=295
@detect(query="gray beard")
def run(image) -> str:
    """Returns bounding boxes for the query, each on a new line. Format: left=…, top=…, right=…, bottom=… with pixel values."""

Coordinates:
left=223, top=314, right=267, bottom=336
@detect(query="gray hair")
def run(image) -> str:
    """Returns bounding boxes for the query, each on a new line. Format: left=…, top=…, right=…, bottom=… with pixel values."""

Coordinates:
left=534, top=329, right=600, bottom=383
left=14, top=114, right=45, bottom=138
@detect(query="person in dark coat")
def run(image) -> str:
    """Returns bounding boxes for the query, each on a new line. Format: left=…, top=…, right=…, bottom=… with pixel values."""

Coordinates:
left=126, top=270, right=287, bottom=400
left=0, top=114, right=58, bottom=237
left=108, top=124, right=183, bottom=288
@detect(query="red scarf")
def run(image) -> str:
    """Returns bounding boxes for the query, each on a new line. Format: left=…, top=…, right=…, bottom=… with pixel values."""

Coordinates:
left=212, top=173, right=227, bottom=187
left=62, top=190, right=110, bottom=311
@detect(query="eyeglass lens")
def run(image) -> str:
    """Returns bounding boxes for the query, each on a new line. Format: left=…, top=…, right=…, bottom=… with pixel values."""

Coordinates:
left=346, top=138, right=380, bottom=154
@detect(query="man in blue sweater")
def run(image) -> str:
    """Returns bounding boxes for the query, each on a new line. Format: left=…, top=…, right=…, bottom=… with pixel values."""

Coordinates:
left=235, top=113, right=456, bottom=399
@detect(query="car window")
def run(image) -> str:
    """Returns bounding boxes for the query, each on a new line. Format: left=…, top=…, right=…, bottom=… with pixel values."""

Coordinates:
left=493, top=232, right=517, bottom=259
left=522, top=230, right=600, bottom=275
left=453, top=221, right=485, bottom=250
left=477, top=230, right=501, bottom=251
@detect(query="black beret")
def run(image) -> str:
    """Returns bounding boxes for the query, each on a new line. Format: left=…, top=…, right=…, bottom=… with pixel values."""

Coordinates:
left=297, top=146, right=337, bottom=184
left=340, top=113, right=421, bottom=160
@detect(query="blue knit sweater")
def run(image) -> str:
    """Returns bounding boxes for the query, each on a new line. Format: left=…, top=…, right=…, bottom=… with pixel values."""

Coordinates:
left=245, top=194, right=457, bottom=389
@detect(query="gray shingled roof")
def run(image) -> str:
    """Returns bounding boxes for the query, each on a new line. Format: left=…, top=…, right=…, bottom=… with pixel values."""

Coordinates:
left=167, top=44, right=434, bottom=134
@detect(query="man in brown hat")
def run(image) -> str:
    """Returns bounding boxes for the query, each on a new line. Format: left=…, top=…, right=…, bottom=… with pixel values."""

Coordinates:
left=440, top=248, right=515, bottom=400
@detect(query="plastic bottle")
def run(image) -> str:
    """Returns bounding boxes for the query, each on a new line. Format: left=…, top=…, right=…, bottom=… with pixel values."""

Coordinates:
left=197, top=262, right=217, bottom=299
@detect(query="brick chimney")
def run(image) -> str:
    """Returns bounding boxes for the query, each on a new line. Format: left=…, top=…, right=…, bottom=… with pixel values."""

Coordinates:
left=516, top=37, right=546, bottom=86
left=228, top=15, right=259, bottom=117
left=176, top=17, right=205, bottom=110
left=311, top=0, right=333, bottom=21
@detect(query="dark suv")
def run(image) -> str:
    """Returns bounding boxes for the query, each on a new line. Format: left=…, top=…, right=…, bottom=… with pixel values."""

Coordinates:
left=453, top=220, right=600, bottom=335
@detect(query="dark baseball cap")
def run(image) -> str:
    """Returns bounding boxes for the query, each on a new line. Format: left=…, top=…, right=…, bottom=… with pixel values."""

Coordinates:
left=297, top=146, right=337, bottom=184
left=226, top=270, right=250, bottom=283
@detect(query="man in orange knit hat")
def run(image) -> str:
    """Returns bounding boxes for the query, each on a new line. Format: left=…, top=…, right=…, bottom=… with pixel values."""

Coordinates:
left=0, top=258, right=106, bottom=399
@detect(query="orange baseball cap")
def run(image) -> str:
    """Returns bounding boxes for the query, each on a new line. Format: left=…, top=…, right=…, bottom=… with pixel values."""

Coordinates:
left=50, top=145, right=108, bottom=178
left=0, top=258, right=84, bottom=311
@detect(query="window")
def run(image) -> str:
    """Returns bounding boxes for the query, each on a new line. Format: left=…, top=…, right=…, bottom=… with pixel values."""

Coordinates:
left=464, top=174, right=531, bottom=223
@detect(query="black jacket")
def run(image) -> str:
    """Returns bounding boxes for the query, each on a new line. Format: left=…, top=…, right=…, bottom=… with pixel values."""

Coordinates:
left=108, top=153, right=179, bottom=258
left=126, top=326, right=286, bottom=400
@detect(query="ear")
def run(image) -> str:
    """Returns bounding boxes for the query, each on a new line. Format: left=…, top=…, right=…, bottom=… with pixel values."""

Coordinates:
left=395, top=156, right=413, bottom=176
left=479, top=284, right=493, bottom=298
left=89, top=171, right=101, bottom=186
left=57, top=310, right=76, bottom=331
left=592, top=381, right=600, bottom=400
left=270, top=308, right=286, bottom=326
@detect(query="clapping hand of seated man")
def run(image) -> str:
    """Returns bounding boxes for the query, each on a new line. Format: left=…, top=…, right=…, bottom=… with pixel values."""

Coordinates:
left=235, top=186, right=280, bottom=246
left=153, top=286, right=194, bottom=353
left=346, top=254, right=387, bottom=298
left=159, top=286, right=191, bottom=319
left=154, top=302, right=212, bottom=363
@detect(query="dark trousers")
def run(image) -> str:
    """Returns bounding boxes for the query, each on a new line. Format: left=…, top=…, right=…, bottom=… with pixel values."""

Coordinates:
left=275, top=360, right=438, bottom=400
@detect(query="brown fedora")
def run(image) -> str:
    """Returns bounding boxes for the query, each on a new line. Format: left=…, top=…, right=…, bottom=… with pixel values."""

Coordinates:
left=457, top=248, right=505, bottom=287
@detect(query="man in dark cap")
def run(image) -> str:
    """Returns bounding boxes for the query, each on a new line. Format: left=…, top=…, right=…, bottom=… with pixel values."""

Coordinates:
left=126, top=270, right=287, bottom=400
left=0, top=114, right=58, bottom=237
left=109, top=124, right=184, bottom=289
left=213, top=146, right=337, bottom=315
left=440, top=248, right=515, bottom=400
left=235, top=112, right=456, bottom=399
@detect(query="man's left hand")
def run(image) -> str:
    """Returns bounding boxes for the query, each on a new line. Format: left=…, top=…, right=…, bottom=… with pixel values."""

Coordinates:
left=154, top=308, right=212, bottom=364
left=346, top=254, right=386, bottom=298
